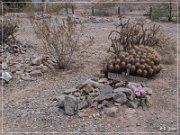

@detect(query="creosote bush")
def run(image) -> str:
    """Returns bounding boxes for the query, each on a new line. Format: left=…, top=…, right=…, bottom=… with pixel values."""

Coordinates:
left=32, top=16, right=87, bottom=69
left=0, top=17, right=19, bottom=45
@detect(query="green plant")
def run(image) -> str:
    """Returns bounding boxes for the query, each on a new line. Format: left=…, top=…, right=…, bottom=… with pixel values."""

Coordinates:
left=3, top=0, right=28, bottom=8
left=32, top=17, right=87, bottom=69
left=46, top=3, right=63, bottom=15
left=150, top=3, right=170, bottom=21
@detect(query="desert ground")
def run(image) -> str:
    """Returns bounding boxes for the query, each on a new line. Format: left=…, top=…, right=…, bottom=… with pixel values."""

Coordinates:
left=0, top=4, right=180, bottom=135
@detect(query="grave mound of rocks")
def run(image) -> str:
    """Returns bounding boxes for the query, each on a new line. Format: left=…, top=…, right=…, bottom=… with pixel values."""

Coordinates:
left=54, top=78, right=152, bottom=117
left=1, top=54, right=57, bottom=82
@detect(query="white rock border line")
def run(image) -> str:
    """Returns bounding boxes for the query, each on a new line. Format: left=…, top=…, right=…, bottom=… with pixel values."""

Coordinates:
left=1, top=1, right=179, bottom=134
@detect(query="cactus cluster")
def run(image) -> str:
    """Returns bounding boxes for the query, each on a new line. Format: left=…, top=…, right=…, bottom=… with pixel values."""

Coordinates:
left=106, top=45, right=162, bottom=78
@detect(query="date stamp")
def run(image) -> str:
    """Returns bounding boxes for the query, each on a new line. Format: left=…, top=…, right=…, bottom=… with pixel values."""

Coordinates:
left=160, top=126, right=177, bottom=132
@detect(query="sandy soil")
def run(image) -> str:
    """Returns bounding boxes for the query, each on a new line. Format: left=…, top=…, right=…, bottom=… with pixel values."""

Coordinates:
left=1, top=13, right=179, bottom=135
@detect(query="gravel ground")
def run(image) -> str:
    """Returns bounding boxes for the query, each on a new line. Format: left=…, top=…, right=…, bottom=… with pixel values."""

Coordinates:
left=1, top=13, right=179, bottom=135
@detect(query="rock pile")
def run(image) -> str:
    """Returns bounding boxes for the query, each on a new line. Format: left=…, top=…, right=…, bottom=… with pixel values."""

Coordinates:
left=54, top=78, right=153, bottom=117
left=1, top=54, right=57, bottom=82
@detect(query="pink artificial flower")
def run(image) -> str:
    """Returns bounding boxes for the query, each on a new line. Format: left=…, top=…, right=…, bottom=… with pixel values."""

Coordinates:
left=135, top=87, right=146, bottom=97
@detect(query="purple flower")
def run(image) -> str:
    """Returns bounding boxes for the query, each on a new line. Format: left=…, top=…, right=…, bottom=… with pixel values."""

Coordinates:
left=135, top=87, right=146, bottom=97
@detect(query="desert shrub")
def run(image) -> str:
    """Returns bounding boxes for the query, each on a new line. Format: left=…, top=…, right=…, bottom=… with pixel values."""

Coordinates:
left=23, top=3, right=38, bottom=18
left=92, top=2, right=117, bottom=16
left=156, top=33, right=176, bottom=64
left=150, top=3, right=170, bottom=21
left=32, top=16, right=88, bottom=69
left=46, top=3, right=63, bottom=15
left=3, top=0, right=29, bottom=13
left=0, top=17, right=18, bottom=45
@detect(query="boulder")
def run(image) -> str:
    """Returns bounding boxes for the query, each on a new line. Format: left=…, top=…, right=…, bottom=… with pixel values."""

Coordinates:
left=64, top=95, right=78, bottom=115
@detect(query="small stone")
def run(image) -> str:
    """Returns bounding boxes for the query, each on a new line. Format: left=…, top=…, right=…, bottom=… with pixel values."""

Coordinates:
left=41, top=65, right=48, bottom=73
left=21, top=75, right=36, bottom=81
left=29, top=70, right=43, bottom=77
left=127, top=95, right=135, bottom=101
left=64, top=95, right=78, bottom=116
left=136, top=123, right=141, bottom=126
left=98, top=78, right=108, bottom=83
left=88, top=92, right=96, bottom=97
left=114, top=82, right=124, bottom=88
left=94, top=94, right=112, bottom=102
left=80, top=84, right=94, bottom=94
left=144, top=87, right=152, bottom=95
left=16, top=70, right=24, bottom=75
left=103, top=107, right=119, bottom=117
left=113, top=87, right=134, bottom=96
left=25, top=66, right=36, bottom=73
left=32, top=55, right=47, bottom=65
left=94, top=85, right=114, bottom=101
left=77, top=112, right=86, bottom=118
left=78, top=99, right=89, bottom=110
left=127, top=82, right=139, bottom=92
left=114, top=102, right=121, bottom=106
left=2, top=62, right=8, bottom=70
left=55, top=95, right=65, bottom=108
left=97, top=104, right=102, bottom=109
left=2, top=71, right=12, bottom=82
left=82, top=79, right=104, bottom=88
left=102, top=100, right=109, bottom=107
left=126, top=100, right=140, bottom=109
left=91, top=101, right=98, bottom=108
left=113, top=92, right=127, bottom=104
left=74, top=92, right=81, bottom=97
left=63, top=88, right=78, bottom=95
left=145, top=95, right=153, bottom=107
left=10, top=63, right=21, bottom=73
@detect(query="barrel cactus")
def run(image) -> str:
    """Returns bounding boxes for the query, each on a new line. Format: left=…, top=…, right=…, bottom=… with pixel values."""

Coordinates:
left=106, top=45, right=163, bottom=78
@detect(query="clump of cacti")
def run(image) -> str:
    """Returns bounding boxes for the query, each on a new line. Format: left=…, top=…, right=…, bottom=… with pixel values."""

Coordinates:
left=106, top=45, right=163, bottom=78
